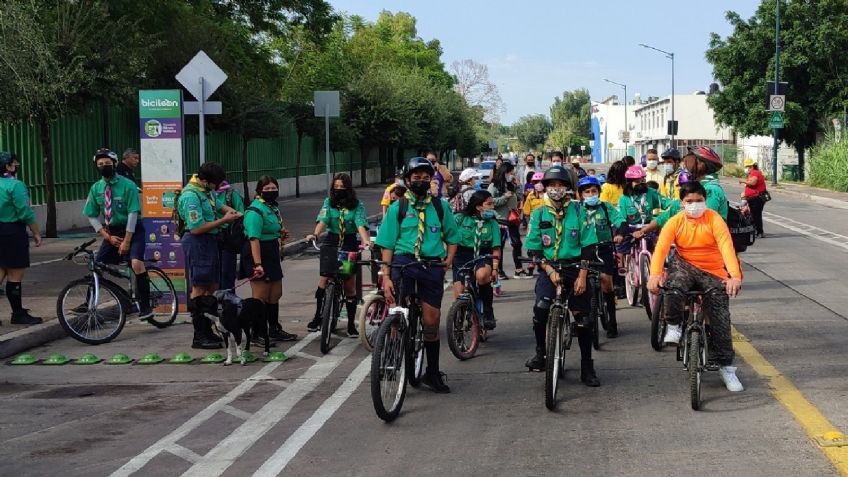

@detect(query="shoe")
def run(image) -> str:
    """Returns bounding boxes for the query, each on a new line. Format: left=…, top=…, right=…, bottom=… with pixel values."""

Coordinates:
left=614, top=285, right=626, bottom=299
left=137, top=307, right=154, bottom=321
left=346, top=327, right=359, bottom=338
left=664, top=324, right=682, bottom=344
left=513, top=269, right=530, bottom=279
left=498, top=270, right=509, bottom=280
left=251, top=336, right=278, bottom=348
left=580, top=359, right=601, bottom=387
left=192, top=335, right=223, bottom=349
left=306, top=317, right=321, bottom=332
left=606, top=326, right=619, bottom=339
left=525, top=349, right=545, bottom=372
left=719, top=366, right=744, bottom=392
left=269, top=328, right=298, bottom=342
left=421, top=371, right=451, bottom=393
left=11, top=310, right=42, bottom=325
left=483, top=312, right=496, bottom=330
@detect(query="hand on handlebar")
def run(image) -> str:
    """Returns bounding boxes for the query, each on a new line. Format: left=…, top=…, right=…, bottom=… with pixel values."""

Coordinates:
left=724, top=277, right=742, bottom=297
left=613, top=235, right=624, bottom=244
left=573, top=276, right=587, bottom=295
left=647, top=275, right=662, bottom=295
left=632, top=229, right=644, bottom=240
left=305, top=234, right=317, bottom=243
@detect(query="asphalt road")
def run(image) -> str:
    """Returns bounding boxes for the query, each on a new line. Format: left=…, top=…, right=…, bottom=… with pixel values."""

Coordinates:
left=1, top=182, right=847, bottom=476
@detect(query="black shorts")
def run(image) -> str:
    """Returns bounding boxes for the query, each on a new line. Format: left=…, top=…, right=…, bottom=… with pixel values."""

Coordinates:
left=0, top=222, right=30, bottom=268
left=452, top=247, right=493, bottom=284
left=391, top=254, right=446, bottom=309
left=240, top=239, right=284, bottom=282
left=322, top=233, right=359, bottom=252
left=534, top=264, right=591, bottom=315
left=96, top=223, right=146, bottom=264
left=183, top=233, right=221, bottom=287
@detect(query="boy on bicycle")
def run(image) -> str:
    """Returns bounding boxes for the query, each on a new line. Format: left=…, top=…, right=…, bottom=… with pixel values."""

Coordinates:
left=376, top=157, right=460, bottom=394
left=647, top=181, right=744, bottom=392
left=525, top=167, right=600, bottom=386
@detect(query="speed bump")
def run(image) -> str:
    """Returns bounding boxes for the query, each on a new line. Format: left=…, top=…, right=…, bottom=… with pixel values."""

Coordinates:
left=42, top=353, right=71, bottom=365
left=137, top=353, right=165, bottom=365
left=240, top=350, right=258, bottom=363
left=74, top=353, right=103, bottom=365
left=200, top=353, right=225, bottom=364
left=263, top=351, right=288, bottom=362
left=9, top=353, right=38, bottom=365
left=105, top=353, right=133, bottom=365
left=169, top=352, right=194, bottom=364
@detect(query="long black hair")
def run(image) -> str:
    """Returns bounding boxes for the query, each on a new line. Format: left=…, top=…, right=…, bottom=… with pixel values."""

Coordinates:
left=606, top=160, right=627, bottom=186
left=463, top=190, right=492, bottom=217
left=329, top=173, right=358, bottom=209
left=492, top=162, right=515, bottom=194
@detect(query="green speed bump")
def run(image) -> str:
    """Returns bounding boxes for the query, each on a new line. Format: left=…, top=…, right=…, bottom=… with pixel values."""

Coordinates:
left=240, top=350, right=258, bottom=363
left=263, top=351, right=288, bottom=362
left=42, top=353, right=71, bottom=365
left=169, top=352, right=194, bottom=364
left=200, top=352, right=225, bottom=364
left=9, top=353, right=38, bottom=365
left=105, top=353, right=133, bottom=365
left=137, top=353, right=165, bottom=365
left=74, top=353, right=102, bottom=365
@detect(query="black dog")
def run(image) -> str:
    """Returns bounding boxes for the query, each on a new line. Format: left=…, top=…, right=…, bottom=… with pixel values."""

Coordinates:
left=204, top=292, right=269, bottom=365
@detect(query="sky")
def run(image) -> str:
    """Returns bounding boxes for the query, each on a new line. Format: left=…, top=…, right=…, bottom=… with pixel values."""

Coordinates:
left=326, top=0, right=762, bottom=125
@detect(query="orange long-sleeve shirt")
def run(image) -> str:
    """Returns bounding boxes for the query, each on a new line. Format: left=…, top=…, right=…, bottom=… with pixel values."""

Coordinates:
left=649, top=209, right=742, bottom=280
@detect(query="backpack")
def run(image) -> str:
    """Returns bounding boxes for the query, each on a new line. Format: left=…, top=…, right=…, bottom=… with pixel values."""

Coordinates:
left=449, top=186, right=469, bottom=213
left=726, top=201, right=755, bottom=253
left=220, top=206, right=261, bottom=252
left=396, top=196, right=445, bottom=226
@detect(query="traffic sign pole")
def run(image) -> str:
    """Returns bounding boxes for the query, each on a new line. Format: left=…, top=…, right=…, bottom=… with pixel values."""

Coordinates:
left=325, top=103, right=331, bottom=193
left=772, top=1, right=780, bottom=186
left=198, top=77, right=205, bottom=165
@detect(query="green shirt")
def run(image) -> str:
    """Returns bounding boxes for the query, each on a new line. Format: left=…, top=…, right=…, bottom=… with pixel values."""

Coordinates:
left=375, top=197, right=461, bottom=258
left=243, top=198, right=282, bottom=241
left=0, top=177, right=36, bottom=225
left=526, top=201, right=596, bottom=261
left=215, top=188, right=246, bottom=230
left=453, top=213, right=501, bottom=252
left=617, top=188, right=664, bottom=226
left=580, top=202, right=624, bottom=245
left=83, top=175, right=141, bottom=226
left=317, top=198, right=368, bottom=235
left=656, top=175, right=728, bottom=227
left=177, top=182, right=219, bottom=234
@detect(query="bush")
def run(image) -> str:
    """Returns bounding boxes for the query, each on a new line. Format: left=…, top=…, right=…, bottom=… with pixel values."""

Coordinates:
left=722, top=163, right=747, bottom=178
left=810, top=134, right=848, bottom=192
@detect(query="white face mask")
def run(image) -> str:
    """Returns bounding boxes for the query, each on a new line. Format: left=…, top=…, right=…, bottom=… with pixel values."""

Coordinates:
left=745, top=168, right=752, bottom=174
left=647, top=160, right=658, bottom=170
left=661, top=164, right=673, bottom=175
left=683, top=202, right=707, bottom=218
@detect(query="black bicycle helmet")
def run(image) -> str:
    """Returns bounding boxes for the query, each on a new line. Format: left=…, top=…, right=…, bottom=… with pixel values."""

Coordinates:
left=92, top=148, right=118, bottom=164
left=541, top=166, right=572, bottom=188
left=660, top=148, right=681, bottom=161
left=0, top=152, right=14, bottom=167
left=402, top=156, right=435, bottom=179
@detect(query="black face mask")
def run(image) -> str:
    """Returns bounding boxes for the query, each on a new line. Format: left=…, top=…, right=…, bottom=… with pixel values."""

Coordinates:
left=332, top=189, right=348, bottom=202
left=261, top=190, right=279, bottom=203
left=633, top=183, right=648, bottom=195
left=98, top=165, right=115, bottom=178
left=409, top=180, right=430, bottom=197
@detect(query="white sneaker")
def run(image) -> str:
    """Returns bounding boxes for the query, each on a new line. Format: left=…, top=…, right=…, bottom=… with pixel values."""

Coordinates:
left=719, top=366, right=744, bottom=392
left=664, top=324, right=682, bottom=344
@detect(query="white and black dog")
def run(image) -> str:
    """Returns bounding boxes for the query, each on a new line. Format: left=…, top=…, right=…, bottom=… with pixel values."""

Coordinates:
left=203, top=291, right=270, bottom=365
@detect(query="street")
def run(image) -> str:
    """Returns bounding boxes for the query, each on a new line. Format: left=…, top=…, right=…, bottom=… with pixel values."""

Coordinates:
left=1, top=184, right=847, bottom=477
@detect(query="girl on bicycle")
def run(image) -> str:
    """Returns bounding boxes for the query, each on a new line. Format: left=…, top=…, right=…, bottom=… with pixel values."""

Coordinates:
left=616, top=165, right=664, bottom=261
left=241, top=175, right=297, bottom=343
left=305, top=173, right=372, bottom=337
left=452, top=190, right=501, bottom=330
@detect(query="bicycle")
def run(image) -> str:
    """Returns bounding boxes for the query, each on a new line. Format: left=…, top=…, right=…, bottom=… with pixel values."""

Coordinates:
left=444, top=255, right=493, bottom=360
left=624, top=225, right=656, bottom=318
left=357, top=259, right=388, bottom=352
left=56, top=238, right=179, bottom=345
left=660, top=286, right=722, bottom=410
left=370, top=258, right=444, bottom=422
left=584, top=255, right=609, bottom=351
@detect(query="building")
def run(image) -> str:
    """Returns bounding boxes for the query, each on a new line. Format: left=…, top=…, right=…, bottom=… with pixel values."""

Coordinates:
left=633, top=92, right=733, bottom=156
left=590, top=96, right=636, bottom=164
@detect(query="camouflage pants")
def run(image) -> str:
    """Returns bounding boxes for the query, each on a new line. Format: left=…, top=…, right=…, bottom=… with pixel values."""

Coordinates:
left=664, top=254, right=734, bottom=366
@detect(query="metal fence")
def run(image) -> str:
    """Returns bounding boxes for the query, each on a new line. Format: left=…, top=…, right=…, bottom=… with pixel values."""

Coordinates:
left=0, top=103, right=381, bottom=205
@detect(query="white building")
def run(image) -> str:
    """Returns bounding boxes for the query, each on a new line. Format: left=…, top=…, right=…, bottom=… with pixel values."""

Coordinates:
left=633, top=92, right=733, bottom=155
left=590, top=96, right=636, bottom=164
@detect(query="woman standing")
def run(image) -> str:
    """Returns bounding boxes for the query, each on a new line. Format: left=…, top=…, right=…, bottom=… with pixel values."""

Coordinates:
left=488, top=162, right=527, bottom=279
left=740, top=159, right=767, bottom=238
left=0, top=152, right=42, bottom=325
left=241, top=176, right=297, bottom=343
left=305, top=173, right=371, bottom=337
left=600, top=160, right=627, bottom=208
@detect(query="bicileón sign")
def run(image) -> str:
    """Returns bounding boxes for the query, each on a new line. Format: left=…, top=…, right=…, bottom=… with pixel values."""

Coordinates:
left=141, top=98, right=180, bottom=108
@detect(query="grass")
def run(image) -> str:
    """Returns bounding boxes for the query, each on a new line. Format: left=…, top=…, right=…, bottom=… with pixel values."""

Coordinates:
left=809, top=134, right=848, bottom=192
left=722, top=163, right=747, bottom=179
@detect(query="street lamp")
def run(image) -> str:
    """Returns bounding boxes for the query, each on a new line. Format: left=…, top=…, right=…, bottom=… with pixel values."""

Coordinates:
left=639, top=43, right=675, bottom=145
left=603, top=78, right=628, bottom=143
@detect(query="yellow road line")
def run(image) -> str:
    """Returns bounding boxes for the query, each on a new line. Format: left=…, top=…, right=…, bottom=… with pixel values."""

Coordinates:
left=733, top=326, right=848, bottom=476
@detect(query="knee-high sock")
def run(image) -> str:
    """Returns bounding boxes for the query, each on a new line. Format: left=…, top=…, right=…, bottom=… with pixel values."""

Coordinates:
left=425, top=340, right=440, bottom=374
left=6, top=281, right=23, bottom=312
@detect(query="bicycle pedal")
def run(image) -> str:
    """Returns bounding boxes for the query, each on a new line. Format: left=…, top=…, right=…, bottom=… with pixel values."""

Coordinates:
left=705, top=363, right=720, bottom=372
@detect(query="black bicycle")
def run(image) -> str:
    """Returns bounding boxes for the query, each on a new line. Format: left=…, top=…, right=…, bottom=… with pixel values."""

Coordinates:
left=370, top=258, right=444, bottom=422
left=57, top=239, right=179, bottom=344
left=445, top=255, right=493, bottom=360
left=585, top=257, right=610, bottom=351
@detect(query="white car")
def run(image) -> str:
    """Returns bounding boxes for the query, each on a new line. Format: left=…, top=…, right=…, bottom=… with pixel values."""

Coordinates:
left=475, top=161, right=497, bottom=186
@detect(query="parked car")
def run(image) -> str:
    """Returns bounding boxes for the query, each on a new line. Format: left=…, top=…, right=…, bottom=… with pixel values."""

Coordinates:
left=475, top=160, right=497, bottom=186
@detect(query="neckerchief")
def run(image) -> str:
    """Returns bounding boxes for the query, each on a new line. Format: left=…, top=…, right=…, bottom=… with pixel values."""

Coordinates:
left=632, top=193, right=648, bottom=224
left=188, top=174, right=216, bottom=210
left=474, top=216, right=483, bottom=256
left=337, top=206, right=348, bottom=247
left=406, top=191, right=432, bottom=259
left=104, top=181, right=113, bottom=226
left=257, top=197, right=284, bottom=238
left=544, top=196, right=567, bottom=260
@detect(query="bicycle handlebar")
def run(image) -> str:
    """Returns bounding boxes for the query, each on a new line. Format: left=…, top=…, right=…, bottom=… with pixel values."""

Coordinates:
left=64, top=238, right=98, bottom=260
left=456, top=255, right=494, bottom=272
left=659, top=286, right=723, bottom=297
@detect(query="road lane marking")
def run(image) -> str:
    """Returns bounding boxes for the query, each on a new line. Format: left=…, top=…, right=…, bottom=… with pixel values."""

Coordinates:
left=762, top=211, right=848, bottom=251
left=168, top=444, right=202, bottom=464
left=252, top=355, right=371, bottom=477
left=733, top=326, right=848, bottom=476
left=221, top=405, right=253, bottom=421
left=108, top=332, right=319, bottom=477
left=180, top=338, right=359, bottom=477
left=30, top=257, right=65, bottom=267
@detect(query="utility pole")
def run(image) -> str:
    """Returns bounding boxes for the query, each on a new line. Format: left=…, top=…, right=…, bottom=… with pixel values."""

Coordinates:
left=771, top=1, right=780, bottom=186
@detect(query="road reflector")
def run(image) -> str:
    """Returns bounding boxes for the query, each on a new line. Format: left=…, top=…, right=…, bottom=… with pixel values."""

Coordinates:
left=9, top=353, right=39, bottom=365
left=263, top=351, right=288, bottom=362
left=201, top=353, right=225, bottom=364
left=240, top=350, right=258, bottom=363
left=816, top=432, right=848, bottom=448
left=105, top=353, right=133, bottom=365
left=42, top=353, right=71, bottom=365
left=74, top=353, right=103, bottom=365
left=732, top=330, right=751, bottom=342
left=137, top=353, right=165, bottom=365
left=169, top=352, right=194, bottom=364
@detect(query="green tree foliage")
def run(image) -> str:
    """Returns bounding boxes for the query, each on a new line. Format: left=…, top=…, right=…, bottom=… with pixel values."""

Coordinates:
left=546, top=88, right=591, bottom=154
left=512, top=114, right=552, bottom=151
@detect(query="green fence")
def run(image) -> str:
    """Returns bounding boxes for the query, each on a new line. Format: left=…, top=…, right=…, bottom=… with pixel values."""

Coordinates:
left=0, top=104, right=381, bottom=205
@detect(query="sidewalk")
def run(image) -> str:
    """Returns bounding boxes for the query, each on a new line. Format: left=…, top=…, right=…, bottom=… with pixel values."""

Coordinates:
left=720, top=177, right=848, bottom=210
left=0, top=184, right=387, bottom=358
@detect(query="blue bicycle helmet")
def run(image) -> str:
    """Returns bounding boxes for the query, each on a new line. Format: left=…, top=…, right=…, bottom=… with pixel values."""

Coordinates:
left=597, top=173, right=607, bottom=185
left=577, top=175, right=601, bottom=191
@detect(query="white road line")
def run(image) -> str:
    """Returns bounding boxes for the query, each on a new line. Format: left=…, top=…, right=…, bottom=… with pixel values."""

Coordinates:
left=221, top=405, right=253, bottom=421
left=30, top=257, right=65, bottom=267
left=762, top=211, right=848, bottom=251
left=180, top=338, right=360, bottom=477
left=108, top=332, right=319, bottom=477
left=167, top=444, right=202, bottom=464
left=252, top=355, right=371, bottom=477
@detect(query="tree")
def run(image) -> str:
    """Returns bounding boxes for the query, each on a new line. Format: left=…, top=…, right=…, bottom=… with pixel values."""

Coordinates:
left=450, top=59, right=505, bottom=123
left=706, top=0, right=848, bottom=180
left=512, top=114, right=552, bottom=151
left=546, top=88, right=592, bottom=155
left=0, top=0, right=148, bottom=237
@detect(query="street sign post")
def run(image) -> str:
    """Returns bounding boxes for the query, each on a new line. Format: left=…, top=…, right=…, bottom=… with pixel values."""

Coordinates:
left=176, top=51, right=227, bottom=165
left=314, top=91, right=340, bottom=192
left=769, top=111, right=785, bottom=129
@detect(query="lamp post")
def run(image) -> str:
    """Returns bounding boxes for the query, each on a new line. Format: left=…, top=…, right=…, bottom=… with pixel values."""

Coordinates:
left=603, top=79, right=628, bottom=144
left=639, top=43, right=675, bottom=145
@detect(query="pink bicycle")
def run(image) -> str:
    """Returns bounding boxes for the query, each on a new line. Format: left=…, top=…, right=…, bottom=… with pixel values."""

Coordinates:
left=623, top=225, right=657, bottom=319
left=357, top=257, right=389, bottom=352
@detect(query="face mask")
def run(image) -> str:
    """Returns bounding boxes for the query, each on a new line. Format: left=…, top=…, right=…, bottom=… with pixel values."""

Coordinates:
left=98, top=165, right=115, bottom=178
left=547, top=187, right=567, bottom=201
left=647, top=160, right=658, bottom=170
left=261, top=190, right=279, bottom=203
left=480, top=209, right=496, bottom=220
left=661, top=164, right=673, bottom=175
left=506, top=174, right=514, bottom=182
left=527, top=162, right=535, bottom=168
left=534, top=182, right=545, bottom=192
left=552, top=161, right=562, bottom=167
left=633, top=183, right=648, bottom=195
left=395, top=178, right=404, bottom=186
left=474, top=180, right=482, bottom=190
left=583, top=196, right=601, bottom=207
left=409, top=180, right=430, bottom=197
left=745, top=168, right=752, bottom=174
left=684, top=202, right=707, bottom=218
left=332, top=189, right=348, bottom=201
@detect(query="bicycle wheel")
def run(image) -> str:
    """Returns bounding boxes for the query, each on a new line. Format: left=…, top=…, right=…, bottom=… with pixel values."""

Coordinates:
left=145, top=267, right=178, bottom=328
left=406, top=307, right=425, bottom=387
left=445, top=299, right=479, bottom=360
left=599, top=290, right=609, bottom=331
left=590, top=290, right=600, bottom=350
left=370, top=313, right=407, bottom=422
left=640, top=254, right=655, bottom=320
left=688, top=329, right=703, bottom=410
left=650, top=293, right=667, bottom=351
left=56, top=277, right=126, bottom=345
left=358, top=293, right=385, bottom=352
left=320, top=281, right=337, bottom=354
left=545, top=306, right=564, bottom=411
left=625, top=255, right=639, bottom=306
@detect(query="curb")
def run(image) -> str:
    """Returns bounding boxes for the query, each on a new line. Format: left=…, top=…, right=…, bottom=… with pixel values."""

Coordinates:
left=771, top=184, right=848, bottom=210
left=0, top=213, right=384, bottom=360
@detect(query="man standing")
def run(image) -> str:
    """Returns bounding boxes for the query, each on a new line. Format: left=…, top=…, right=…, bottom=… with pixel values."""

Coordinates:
left=644, top=149, right=664, bottom=186
left=521, top=153, right=537, bottom=187
left=660, top=148, right=682, bottom=199
left=117, top=148, right=141, bottom=188
left=426, top=150, right=453, bottom=199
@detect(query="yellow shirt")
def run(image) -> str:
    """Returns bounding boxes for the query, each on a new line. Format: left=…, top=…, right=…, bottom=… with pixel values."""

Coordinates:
left=600, top=183, right=624, bottom=207
left=522, top=191, right=546, bottom=216
left=381, top=183, right=399, bottom=207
